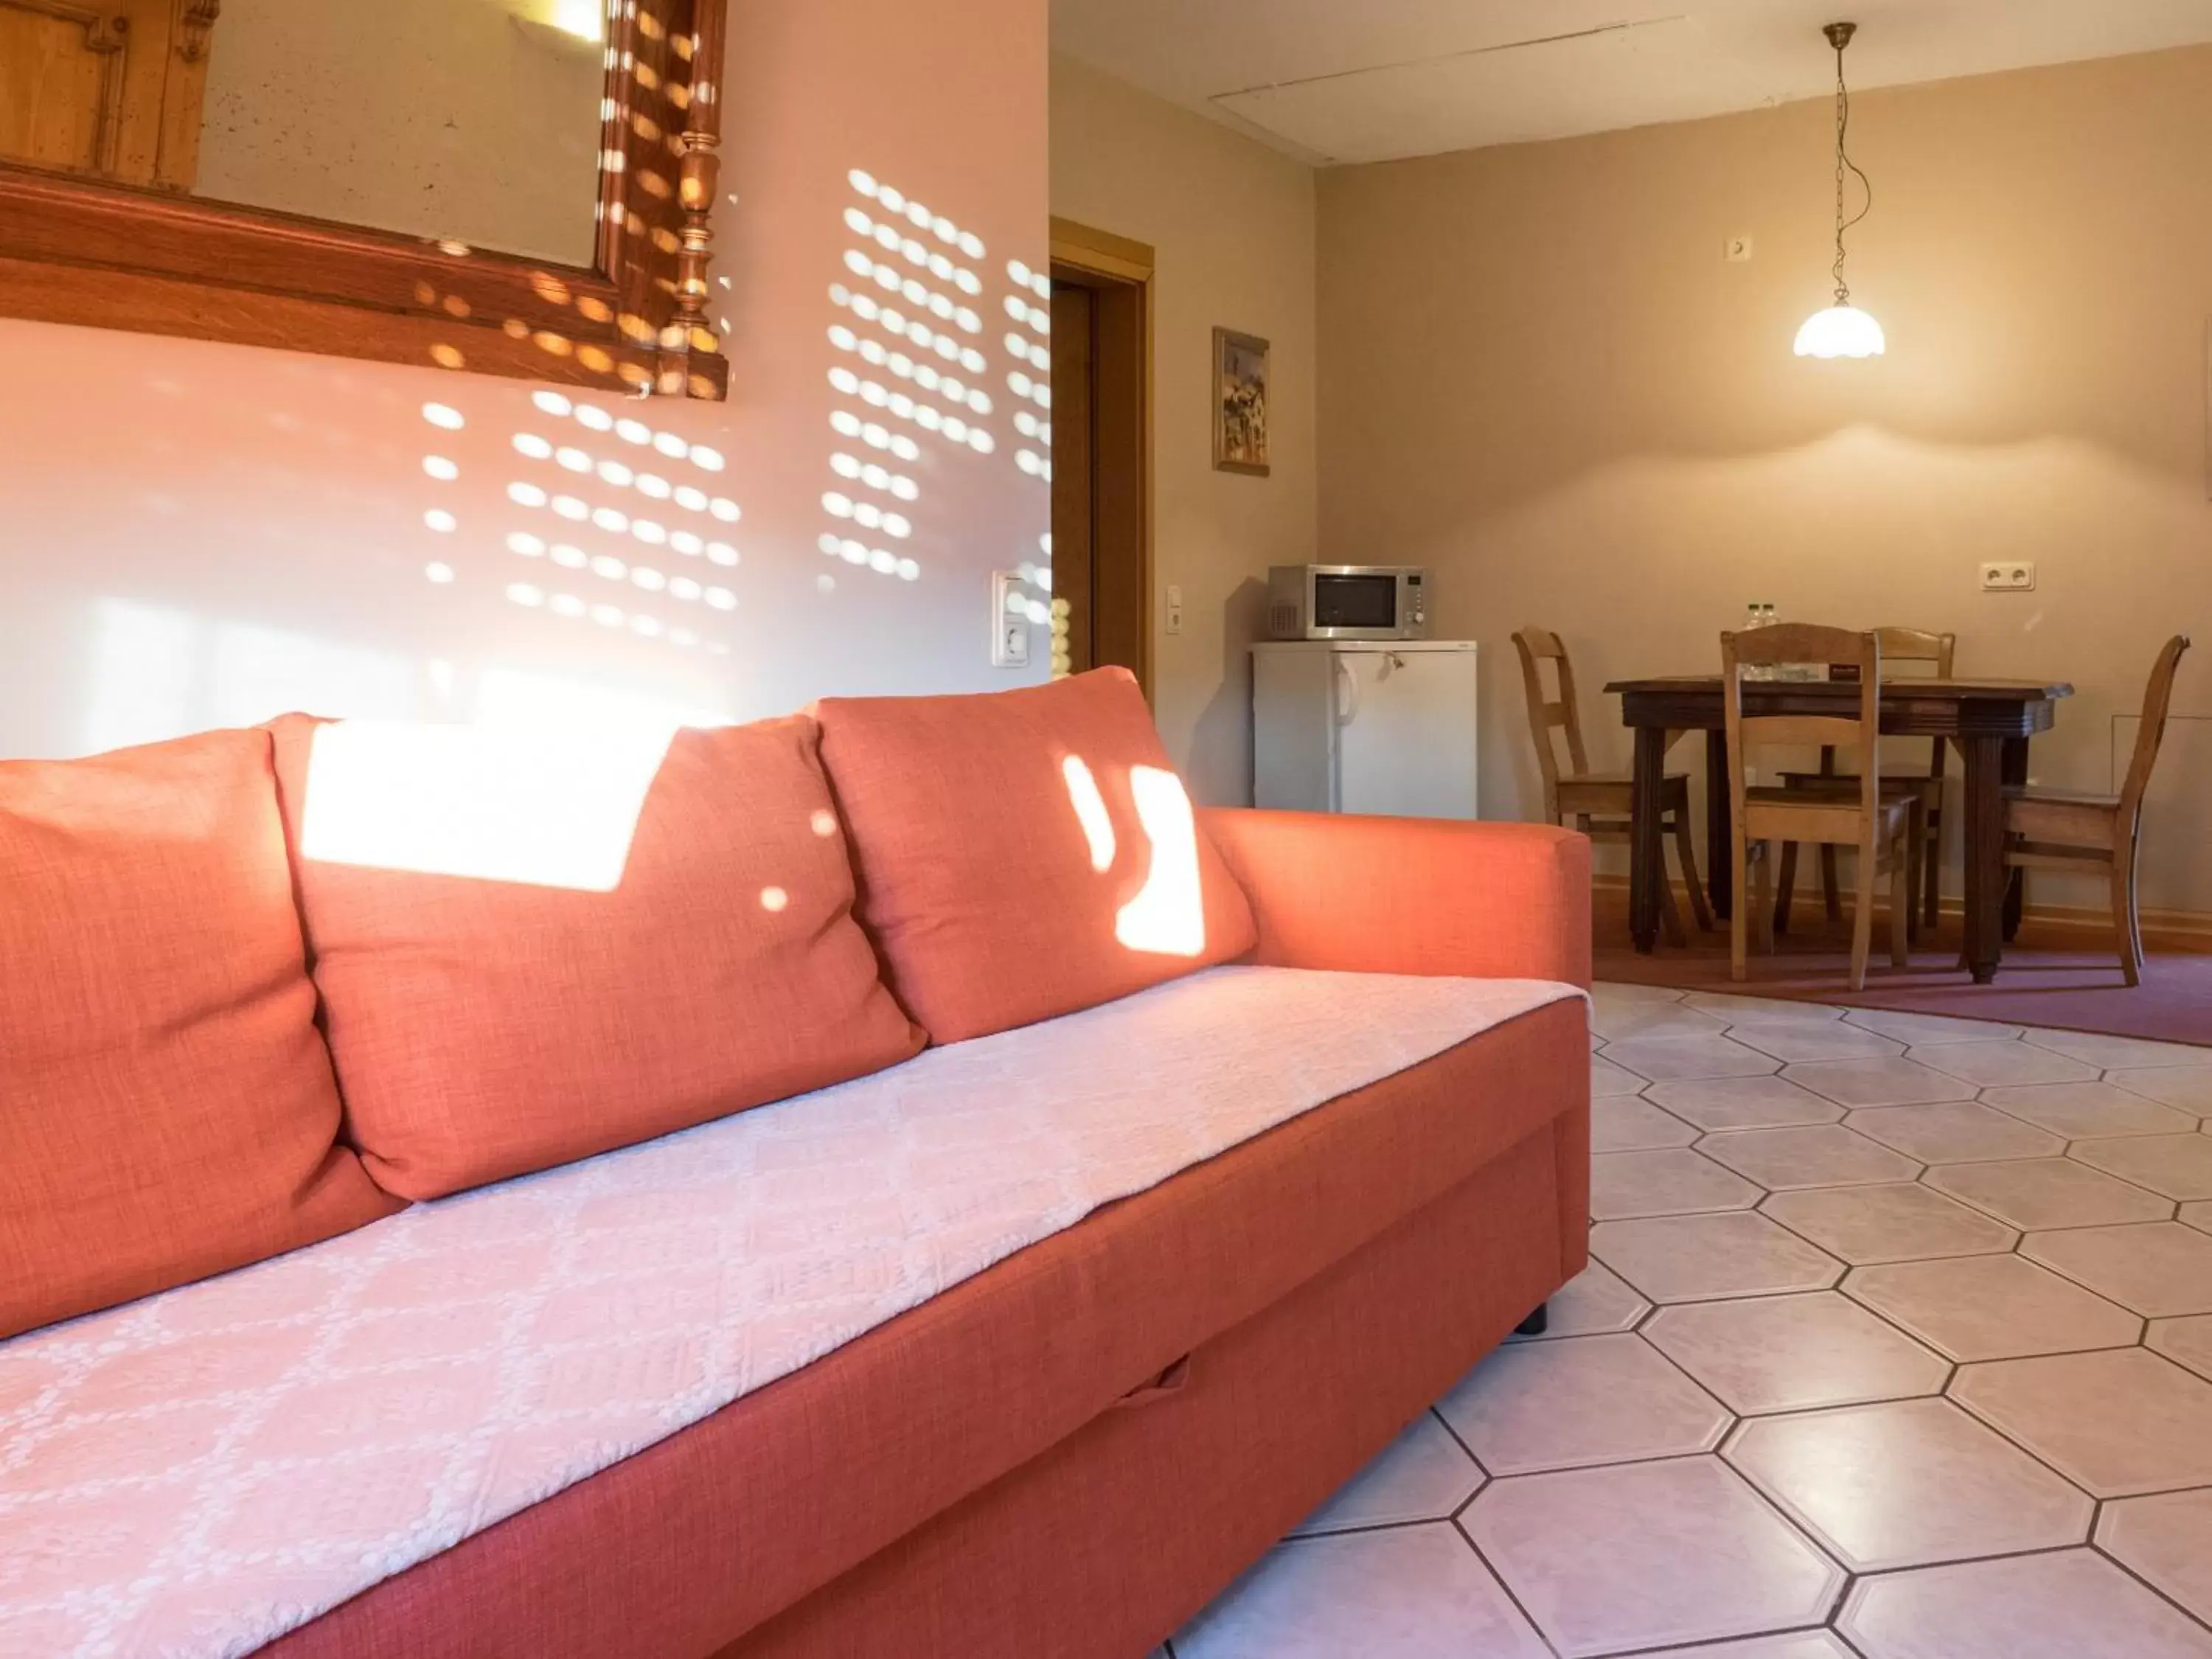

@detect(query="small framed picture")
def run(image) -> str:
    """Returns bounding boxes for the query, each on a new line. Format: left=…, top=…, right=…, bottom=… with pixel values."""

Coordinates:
left=1212, top=327, right=1270, bottom=476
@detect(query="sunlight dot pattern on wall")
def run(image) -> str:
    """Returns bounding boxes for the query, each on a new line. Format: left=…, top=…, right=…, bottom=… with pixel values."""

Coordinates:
left=421, top=403, right=466, bottom=431
left=424, top=509, right=458, bottom=533
left=830, top=284, right=991, bottom=375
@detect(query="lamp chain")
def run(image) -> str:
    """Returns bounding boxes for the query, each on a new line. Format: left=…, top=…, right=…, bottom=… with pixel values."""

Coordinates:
left=1830, top=31, right=1873, bottom=307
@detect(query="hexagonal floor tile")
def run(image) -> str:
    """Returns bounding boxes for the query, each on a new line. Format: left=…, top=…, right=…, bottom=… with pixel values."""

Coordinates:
left=1176, top=1524, right=1549, bottom=1659
left=2150, top=1315, right=2212, bottom=1382
left=1592, top=980, right=1686, bottom=1008
left=1949, top=1348, right=2212, bottom=1496
left=1843, top=1008, right=2023, bottom=1046
left=2108, top=1064, right=2212, bottom=1115
left=1464, top=1457, right=1843, bottom=1659
left=2021, top=1029, right=2212, bottom=1071
left=1840, top=1550, right=2212, bottom=1659
left=1290, top=1413, right=1483, bottom=1537
left=1435, top=1334, right=1730, bottom=1475
left=1686, top=991, right=1846, bottom=1024
left=1592, top=1211, right=1842, bottom=1304
left=1509, top=1261, right=1651, bottom=1342
left=1924, top=1158, right=2171, bottom=1230
left=2068, top=1133, right=2212, bottom=1200
left=2187, top=1202, right=2212, bottom=1236
left=1698, top=1125, right=1921, bottom=1190
left=1730, top=1020, right=1905, bottom=1064
left=1590, top=1150, right=1763, bottom=1221
left=1779, top=1057, right=1978, bottom=1110
left=1661, top=1638, right=1858, bottom=1659
left=1591, top=1000, right=1730, bottom=1043
left=1591, top=1095, right=1701, bottom=1152
left=1978, top=1082, right=2198, bottom=1139
left=1842, top=1103, right=2063, bottom=1164
left=1905, top=1042, right=2098, bottom=1089
left=1604, top=1032, right=1781, bottom=1084
left=1644, top=1292, right=1949, bottom=1415
left=1643, top=1074, right=1845, bottom=1131
left=1842, top=1255, right=2140, bottom=1361
left=2098, top=1489, right=2212, bottom=1627
left=1590, top=1055, right=1647, bottom=1098
left=2022, top=1221, right=2212, bottom=1318
left=1760, top=1182, right=2017, bottom=1265
left=1724, top=1397, right=2091, bottom=1572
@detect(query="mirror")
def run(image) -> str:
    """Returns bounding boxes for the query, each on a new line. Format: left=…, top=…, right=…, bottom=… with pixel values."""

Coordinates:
left=0, top=0, right=727, bottom=397
left=1, top=0, right=605, bottom=266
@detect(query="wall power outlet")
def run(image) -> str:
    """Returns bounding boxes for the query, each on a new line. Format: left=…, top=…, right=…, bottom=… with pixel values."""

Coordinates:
left=1979, top=561, right=2037, bottom=592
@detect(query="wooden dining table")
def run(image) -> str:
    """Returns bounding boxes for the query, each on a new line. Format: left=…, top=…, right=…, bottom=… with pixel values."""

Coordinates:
left=1602, top=675, right=2074, bottom=984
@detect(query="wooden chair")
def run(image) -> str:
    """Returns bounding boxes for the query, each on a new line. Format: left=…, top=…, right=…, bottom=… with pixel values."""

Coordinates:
left=1777, top=626, right=1954, bottom=934
left=1725, top=625, right=1921, bottom=991
left=2005, top=634, right=2191, bottom=987
left=1514, top=627, right=1711, bottom=946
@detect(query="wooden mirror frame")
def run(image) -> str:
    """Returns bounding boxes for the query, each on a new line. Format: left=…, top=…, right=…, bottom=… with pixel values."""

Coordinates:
left=0, top=0, right=728, bottom=398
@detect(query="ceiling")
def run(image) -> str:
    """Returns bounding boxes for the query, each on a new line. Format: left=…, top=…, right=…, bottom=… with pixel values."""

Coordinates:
left=1049, top=0, right=2212, bottom=164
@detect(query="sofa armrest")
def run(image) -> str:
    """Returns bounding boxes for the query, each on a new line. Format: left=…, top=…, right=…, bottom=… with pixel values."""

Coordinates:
left=1200, top=809, right=1592, bottom=989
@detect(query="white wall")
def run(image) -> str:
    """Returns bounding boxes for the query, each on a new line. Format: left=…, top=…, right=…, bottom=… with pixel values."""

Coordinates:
left=0, top=0, right=1051, bottom=762
left=1049, top=53, right=1318, bottom=806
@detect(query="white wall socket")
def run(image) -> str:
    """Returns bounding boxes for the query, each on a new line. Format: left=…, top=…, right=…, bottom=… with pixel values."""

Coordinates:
left=1979, top=561, right=2037, bottom=592
left=990, top=571, right=1030, bottom=667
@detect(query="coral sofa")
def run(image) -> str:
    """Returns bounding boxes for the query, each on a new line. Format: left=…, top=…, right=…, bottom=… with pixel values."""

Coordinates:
left=0, top=668, right=1590, bottom=1659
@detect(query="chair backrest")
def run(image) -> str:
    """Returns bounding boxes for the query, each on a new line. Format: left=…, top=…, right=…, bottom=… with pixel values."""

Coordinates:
left=1723, top=624, right=1883, bottom=832
left=1874, top=627, right=1955, bottom=678
left=2118, top=634, right=2194, bottom=824
left=1512, top=628, right=1590, bottom=815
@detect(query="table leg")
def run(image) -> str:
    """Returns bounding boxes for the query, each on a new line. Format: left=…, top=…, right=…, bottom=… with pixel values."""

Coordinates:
left=2001, top=738, right=2028, bottom=942
left=1630, top=724, right=1668, bottom=953
left=1705, top=728, right=1732, bottom=922
left=1961, top=734, right=2006, bottom=984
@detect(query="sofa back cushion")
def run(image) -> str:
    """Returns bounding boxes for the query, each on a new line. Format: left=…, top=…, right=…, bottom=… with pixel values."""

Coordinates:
left=812, top=668, right=1256, bottom=1042
left=0, top=729, right=399, bottom=1340
left=269, top=713, right=922, bottom=1200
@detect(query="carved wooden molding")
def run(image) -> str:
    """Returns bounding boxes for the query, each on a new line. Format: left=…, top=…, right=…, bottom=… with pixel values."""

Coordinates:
left=0, top=0, right=728, bottom=398
left=176, top=0, right=217, bottom=62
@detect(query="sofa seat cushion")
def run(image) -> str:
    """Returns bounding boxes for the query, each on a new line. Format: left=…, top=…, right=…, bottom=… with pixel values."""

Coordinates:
left=812, top=668, right=1258, bottom=1042
left=0, top=729, right=398, bottom=1341
left=0, top=967, right=1583, bottom=1658
left=268, top=714, right=923, bottom=1200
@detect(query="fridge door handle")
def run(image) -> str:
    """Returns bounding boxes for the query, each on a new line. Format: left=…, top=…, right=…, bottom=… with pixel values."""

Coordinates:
left=1332, top=655, right=1361, bottom=726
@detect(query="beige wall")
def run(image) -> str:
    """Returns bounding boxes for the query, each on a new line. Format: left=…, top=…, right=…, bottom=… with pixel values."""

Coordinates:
left=1051, top=54, right=1318, bottom=807
left=0, top=0, right=1051, bottom=762
left=1318, top=46, right=2212, bottom=911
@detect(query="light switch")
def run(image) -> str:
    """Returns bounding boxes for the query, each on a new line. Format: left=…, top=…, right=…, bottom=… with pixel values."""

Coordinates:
left=991, top=571, right=1031, bottom=667
left=1164, top=583, right=1184, bottom=636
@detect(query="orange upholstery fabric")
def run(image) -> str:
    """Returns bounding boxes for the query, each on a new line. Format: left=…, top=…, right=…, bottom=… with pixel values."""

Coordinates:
left=268, top=714, right=922, bottom=1201
left=261, top=998, right=1587, bottom=1659
left=813, top=669, right=1256, bottom=1041
left=1202, top=808, right=1595, bottom=989
left=0, top=730, right=397, bottom=1340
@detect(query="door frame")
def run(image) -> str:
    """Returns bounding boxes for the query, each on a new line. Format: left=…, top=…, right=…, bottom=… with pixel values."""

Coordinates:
left=1049, top=215, right=1155, bottom=703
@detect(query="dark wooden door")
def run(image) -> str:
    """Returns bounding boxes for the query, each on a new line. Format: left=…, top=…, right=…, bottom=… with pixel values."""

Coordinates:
left=1049, top=279, right=1096, bottom=677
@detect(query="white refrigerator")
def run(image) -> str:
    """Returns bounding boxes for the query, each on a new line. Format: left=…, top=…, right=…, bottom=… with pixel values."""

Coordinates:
left=1251, top=641, right=1479, bottom=819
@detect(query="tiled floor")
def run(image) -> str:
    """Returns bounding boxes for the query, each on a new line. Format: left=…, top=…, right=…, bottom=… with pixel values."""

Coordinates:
left=1162, top=983, right=2212, bottom=1658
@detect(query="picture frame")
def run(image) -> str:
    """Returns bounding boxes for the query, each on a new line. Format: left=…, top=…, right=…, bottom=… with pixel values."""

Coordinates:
left=1212, top=326, right=1270, bottom=476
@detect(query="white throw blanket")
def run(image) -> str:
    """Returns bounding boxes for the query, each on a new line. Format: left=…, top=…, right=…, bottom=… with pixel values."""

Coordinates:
left=0, top=966, right=1582, bottom=1658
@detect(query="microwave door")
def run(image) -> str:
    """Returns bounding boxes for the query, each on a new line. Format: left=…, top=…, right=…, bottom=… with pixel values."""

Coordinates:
left=1311, top=572, right=1398, bottom=637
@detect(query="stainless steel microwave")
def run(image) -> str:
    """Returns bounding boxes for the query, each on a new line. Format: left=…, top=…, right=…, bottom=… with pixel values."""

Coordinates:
left=1265, top=566, right=1429, bottom=641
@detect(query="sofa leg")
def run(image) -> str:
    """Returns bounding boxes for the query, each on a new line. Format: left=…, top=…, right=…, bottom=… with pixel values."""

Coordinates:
left=1514, top=1302, right=1548, bottom=1337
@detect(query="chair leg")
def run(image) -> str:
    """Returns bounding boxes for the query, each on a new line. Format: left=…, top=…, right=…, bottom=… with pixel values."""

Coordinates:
left=1905, top=807, right=1925, bottom=945
left=1820, top=844, right=1843, bottom=922
left=1848, top=837, right=1877, bottom=992
left=1888, top=824, right=1912, bottom=969
left=1775, top=841, right=1798, bottom=936
left=2115, top=849, right=2145, bottom=989
left=1731, top=838, right=1751, bottom=983
left=1921, top=805, right=1943, bottom=931
left=1672, top=810, right=1714, bottom=932
left=1754, top=844, right=1777, bottom=956
left=1658, top=861, right=1686, bottom=948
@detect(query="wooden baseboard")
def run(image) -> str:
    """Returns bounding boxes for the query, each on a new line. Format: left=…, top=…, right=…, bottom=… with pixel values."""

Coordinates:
left=1589, top=872, right=2212, bottom=956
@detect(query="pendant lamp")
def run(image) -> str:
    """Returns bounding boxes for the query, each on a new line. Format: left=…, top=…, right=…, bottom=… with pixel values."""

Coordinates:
left=1794, top=21, right=1884, bottom=358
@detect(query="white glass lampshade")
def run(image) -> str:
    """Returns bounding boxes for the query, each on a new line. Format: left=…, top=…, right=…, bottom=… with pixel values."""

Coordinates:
left=1793, top=303, right=1886, bottom=358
